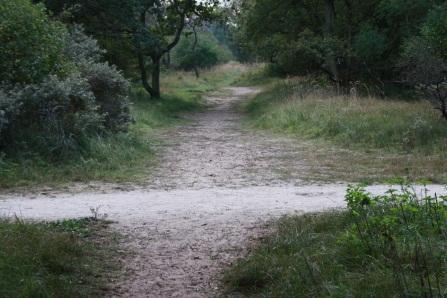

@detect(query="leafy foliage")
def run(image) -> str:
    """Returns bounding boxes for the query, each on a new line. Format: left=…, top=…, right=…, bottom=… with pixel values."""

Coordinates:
left=399, top=3, right=447, bottom=119
left=79, top=62, right=131, bottom=132
left=0, top=1, right=131, bottom=158
left=0, top=75, right=102, bottom=157
left=343, top=186, right=447, bottom=296
left=0, top=0, right=68, bottom=84
left=234, top=0, right=446, bottom=91
left=172, top=29, right=233, bottom=71
left=422, top=3, right=447, bottom=58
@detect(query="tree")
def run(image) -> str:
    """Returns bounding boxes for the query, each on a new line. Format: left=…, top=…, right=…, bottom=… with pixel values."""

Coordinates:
left=40, top=0, right=220, bottom=99
left=172, top=27, right=232, bottom=76
left=0, top=1, right=131, bottom=155
left=0, top=0, right=67, bottom=84
left=234, top=0, right=445, bottom=90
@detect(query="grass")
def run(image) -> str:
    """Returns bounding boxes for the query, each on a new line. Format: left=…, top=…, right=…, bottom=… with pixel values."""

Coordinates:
left=225, top=187, right=447, bottom=297
left=244, top=78, right=447, bottom=154
left=240, top=76, right=447, bottom=183
left=0, top=217, right=117, bottom=297
left=233, top=63, right=279, bottom=86
left=0, top=63, right=246, bottom=189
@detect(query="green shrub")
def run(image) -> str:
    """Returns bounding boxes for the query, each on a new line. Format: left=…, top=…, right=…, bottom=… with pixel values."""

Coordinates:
left=79, top=62, right=131, bottom=132
left=66, top=25, right=132, bottom=133
left=0, top=0, right=68, bottom=84
left=64, top=24, right=106, bottom=63
left=0, top=5, right=131, bottom=157
left=1, top=75, right=102, bottom=158
left=270, top=30, right=323, bottom=76
left=173, top=30, right=233, bottom=71
left=342, top=186, right=447, bottom=296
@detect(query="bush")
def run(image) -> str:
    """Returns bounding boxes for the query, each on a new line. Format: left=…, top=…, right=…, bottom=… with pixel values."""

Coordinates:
left=79, top=62, right=131, bottom=132
left=173, top=30, right=233, bottom=71
left=342, top=186, right=447, bottom=295
left=270, top=30, right=323, bottom=76
left=0, top=4, right=131, bottom=157
left=0, top=0, right=68, bottom=84
left=65, top=25, right=131, bottom=132
left=0, top=75, right=103, bottom=158
left=64, top=25, right=106, bottom=64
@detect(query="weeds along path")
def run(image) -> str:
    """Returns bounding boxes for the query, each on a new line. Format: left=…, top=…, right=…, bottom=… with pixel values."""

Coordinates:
left=1, top=87, right=446, bottom=297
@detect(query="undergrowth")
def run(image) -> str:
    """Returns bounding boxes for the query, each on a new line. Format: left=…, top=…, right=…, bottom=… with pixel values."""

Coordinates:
left=0, top=217, right=116, bottom=297
left=226, top=186, right=447, bottom=297
left=0, top=63, right=245, bottom=188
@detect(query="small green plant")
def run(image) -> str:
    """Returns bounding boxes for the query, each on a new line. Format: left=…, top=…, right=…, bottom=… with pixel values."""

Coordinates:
left=343, top=186, right=447, bottom=296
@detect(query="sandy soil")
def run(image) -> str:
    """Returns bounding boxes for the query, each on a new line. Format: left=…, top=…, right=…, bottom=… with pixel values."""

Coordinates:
left=0, top=87, right=446, bottom=297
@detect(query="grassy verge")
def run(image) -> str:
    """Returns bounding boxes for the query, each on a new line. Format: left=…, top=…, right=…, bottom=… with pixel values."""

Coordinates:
left=0, top=63, right=246, bottom=189
left=225, top=187, right=447, bottom=297
left=0, top=217, right=117, bottom=297
left=232, top=63, right=279, bottom=87
left=239, top=75, right=447, bottom=183
left=244, top=78, right=447, bottom=154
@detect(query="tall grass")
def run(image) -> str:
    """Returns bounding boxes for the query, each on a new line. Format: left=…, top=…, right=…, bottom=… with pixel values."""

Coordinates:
left=233, top=63, right=278, bottom=86
left=0, top=63, right=246, bottom=189
left=226, top=187, right=447, bottom=297
left=244, top=78, right=447, bottom=154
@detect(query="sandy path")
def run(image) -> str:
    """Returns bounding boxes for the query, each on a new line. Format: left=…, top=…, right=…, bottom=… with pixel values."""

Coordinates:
left=0, top=87, right=446, bottom=297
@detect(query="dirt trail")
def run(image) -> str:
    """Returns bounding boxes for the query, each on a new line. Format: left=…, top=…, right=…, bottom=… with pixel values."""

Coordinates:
left=148, top=87, right=311, bottom=189
left=0, top=87, right=445, bottom=297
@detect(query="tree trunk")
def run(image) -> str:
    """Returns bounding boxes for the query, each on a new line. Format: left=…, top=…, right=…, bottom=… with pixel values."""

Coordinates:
left=344, top=0, right=353, bottom=83
left=192, top=24, right=200, bottom=79
left=151, top=57, right=161, bottom=99
left=193, top=66, right=200, bottom=78
left=138, top=51, right=156, bottom=98
left=163, top=51, right=171, bottom=68
left=324, top=0, right=340, bottom=85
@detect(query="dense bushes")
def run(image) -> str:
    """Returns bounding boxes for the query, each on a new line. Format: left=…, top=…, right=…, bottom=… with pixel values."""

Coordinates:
left=79, top=62, right=131, bottom=132
left=1, top=76, right=101, bottom=157
left=0, top=1, right=131, bottom=158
